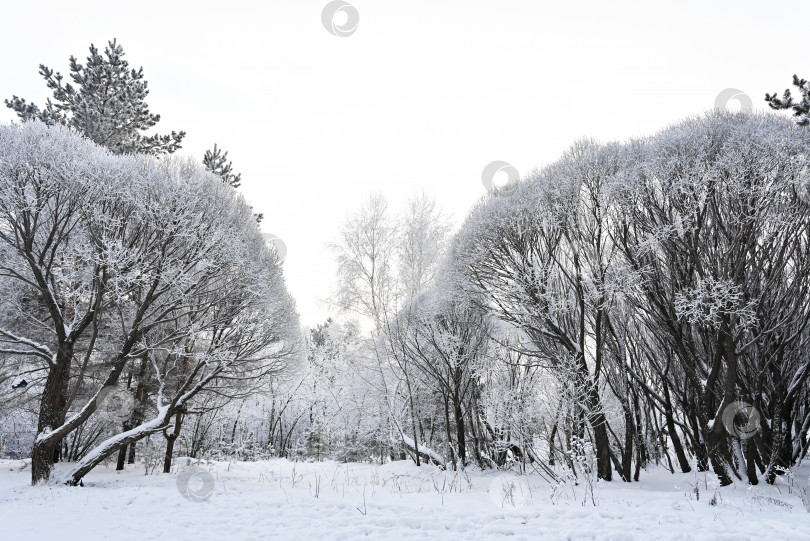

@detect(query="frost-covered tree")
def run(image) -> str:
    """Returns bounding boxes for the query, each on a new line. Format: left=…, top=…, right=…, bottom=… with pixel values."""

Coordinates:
left=0, top=122, right=298, bottom=485
left=298, top=319, right=383, bottom=461
left=442, top=110, right=810, bottom=486
left=5, top=39, right=185, bottom=155
left=331, top=193, right=399, bottom=327
left=393, top=281, right=491, bottom=469
left=331, top=192, right=451, bottom=327
left=450, top=141, right=625, bottom=481
left=613, top=112, right=810, bottom=485
left=397, top=193, right=452, bottom=304
left=329, top=193, right=454, bottom=466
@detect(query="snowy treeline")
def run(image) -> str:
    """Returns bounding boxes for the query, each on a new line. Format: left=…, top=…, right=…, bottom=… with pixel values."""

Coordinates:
left=2, top=111, right=810, bottom=489
left=264, top=112, right=810, bottom=486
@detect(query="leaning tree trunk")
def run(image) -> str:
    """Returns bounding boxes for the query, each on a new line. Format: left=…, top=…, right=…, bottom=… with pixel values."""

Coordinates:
left=663, top=383, right=691, bottom=473
left=66, top=420, right=170, bottom=486
left=65, top=381, right=204, bottom=486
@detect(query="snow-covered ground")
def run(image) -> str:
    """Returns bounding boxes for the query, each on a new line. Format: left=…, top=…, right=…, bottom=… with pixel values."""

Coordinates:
left=2, top=458, right=809, bottom=540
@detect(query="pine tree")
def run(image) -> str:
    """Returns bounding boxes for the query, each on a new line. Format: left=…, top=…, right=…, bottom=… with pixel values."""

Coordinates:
left=5, top=39, right=185, bottom=155
left=766, top=74, right=810, bottom=126
left=203, top=144, right=242, bottom=188
left=203, top=144, right=263, bottom=222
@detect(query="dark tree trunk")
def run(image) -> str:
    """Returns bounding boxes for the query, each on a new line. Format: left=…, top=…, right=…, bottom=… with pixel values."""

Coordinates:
left=586, top=385, right=613, bottom=481
left=706, top=425, right=733, bottom=486
left=454, top=401, right=466, bottom=466
left=468, top=397, right=487, bottom=469
left=116, top=422, right=132, bottom=471
left=548, top=422, right=558, bottom=466
left=621, top=408, right=634, bottom=482
left=128, top=441, right=137, bottom=464
left=128, top=354, right=148, bottom=466
left=31, top=343, right=73, bottom=484
left=686, top=411, right=709, bottom=472
left=407, top=378, right=421, bottom=467
left=632, top=390, right=646, bottom=481
left=664, top=384, right=691, bottom=473
left=744, top=439, right=759, bottom=485
left=443, top=394, right=456, bottom=469
left=51, top=347, right=72, bottom=465
left=116, top=445, right=127, bottom=471
left=163, top=412, right=184, bottom=474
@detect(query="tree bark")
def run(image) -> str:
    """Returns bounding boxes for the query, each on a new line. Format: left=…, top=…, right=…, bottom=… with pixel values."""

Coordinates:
left=664, top=384, right=691, bottom=473
left=454, top=401, right=466, bottom=467
left=584, top=381, right=612, bottom=481
left=127, top=441, right=137, bottom=464
left=31, top=343, right=73, bottom=484
left=163, top=412, right=184, bottom=474
left=621, top=405, right=634, bottom=482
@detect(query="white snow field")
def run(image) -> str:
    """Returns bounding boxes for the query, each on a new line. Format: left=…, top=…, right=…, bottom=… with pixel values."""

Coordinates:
left=2, top=458, right=809, bottom=540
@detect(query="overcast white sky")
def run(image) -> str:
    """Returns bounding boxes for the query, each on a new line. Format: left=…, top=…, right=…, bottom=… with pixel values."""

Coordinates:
left=1, top=0, right=807, bottom=325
